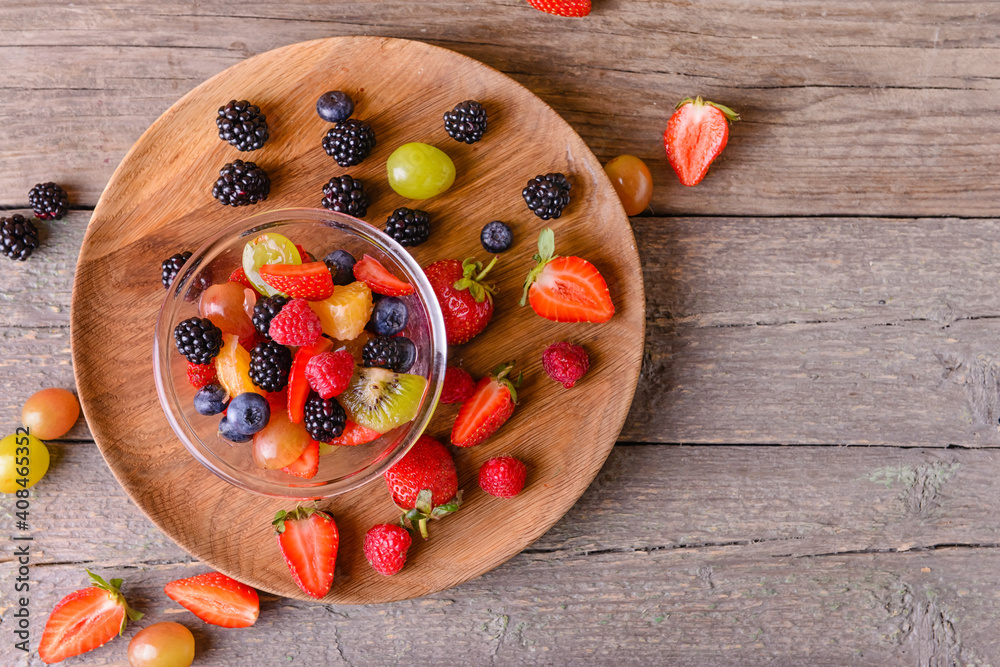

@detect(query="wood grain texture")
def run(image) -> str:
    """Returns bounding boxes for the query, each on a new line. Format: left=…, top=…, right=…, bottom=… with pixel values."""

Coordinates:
left=70, top=36, right=644, bottom=603
left=5, top=444, right=1000, bottom=665
left=8, top=214, right=1000, bottom=447
left=1, top=1, right=1000, bottom=216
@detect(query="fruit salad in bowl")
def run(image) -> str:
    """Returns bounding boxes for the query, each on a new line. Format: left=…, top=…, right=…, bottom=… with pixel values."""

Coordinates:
left=153, top=208, right=447, bottom=499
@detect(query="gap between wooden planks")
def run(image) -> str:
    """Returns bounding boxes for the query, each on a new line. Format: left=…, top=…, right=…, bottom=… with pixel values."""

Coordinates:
left=6, top=212, right=1000, bottom=447
left=1, top=442, right=998, bottom=665
left=1, top=1, right=999, bottom=216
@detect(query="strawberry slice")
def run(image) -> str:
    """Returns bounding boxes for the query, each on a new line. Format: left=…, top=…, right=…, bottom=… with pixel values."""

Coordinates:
left=664, top=96, right=740, bottom=187
left=273, top=506, right=339, bottom=599
left=295, top=244, right=315, bottom=263
left=354, top=254, right=415, bottom=296
left=327, top=419, right=381, bottom=447
left=281, top=439, right=320, bottom=478
left=38, top=570, right=143, bottom=664
left=288, top=337, right=334, bottom=423
left=164, top=571, right=259, bottom=628
left=229, top=266, right=258, bottom=294
left=259, top=262, right=335, bottom=300
left=451, top=362, right=521, bottom=448
left=520, top=228, right=614, bottom=323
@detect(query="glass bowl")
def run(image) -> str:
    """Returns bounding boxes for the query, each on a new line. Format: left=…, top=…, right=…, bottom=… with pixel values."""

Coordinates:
left=153, top=208, right=447, bottom=499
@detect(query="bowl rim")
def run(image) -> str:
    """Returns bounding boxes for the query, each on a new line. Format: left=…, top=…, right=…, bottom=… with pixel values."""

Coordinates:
left=153, top=206, right=447, bottom=499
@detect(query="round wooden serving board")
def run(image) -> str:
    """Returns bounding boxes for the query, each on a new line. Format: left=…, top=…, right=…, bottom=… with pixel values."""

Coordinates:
left=71, top=36, right=645, bottom=603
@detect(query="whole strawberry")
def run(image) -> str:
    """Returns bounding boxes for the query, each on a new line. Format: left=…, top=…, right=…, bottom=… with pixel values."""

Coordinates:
left=440, top=366, right=476, bottom=404
left=526, top=0, right=590, bottom=17
left=664, top=96, right=740, bottom=186
left=384, top=435, right=461, bottom=539
left=364, top=524, right=413, bottom=576
left=451, top=361, right=521, bottom=448
left=542, top=341, right=590, bottom=388
left=479, top=456, right=528, bottom=498
left=424, top=257, right=497, bottom=345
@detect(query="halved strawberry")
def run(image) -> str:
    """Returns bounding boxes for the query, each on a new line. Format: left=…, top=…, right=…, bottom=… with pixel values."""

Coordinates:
left=451, top=361, right=521, bottom=448
left=327, top=419, right=382, bottom=447
left=664, top=95, right=740, bottom=186
left=288, top=337, right=335, bottom=423
left=164, top=571, right=259, bottom=628
left=520, top=228, right=614, bottom=323
left=354, top=254, right=414, bottom=296
left=281, top=439, right=320, bottom=478
left=273, top=506, right=339, bottom=599
left=259, top=262, right=335, bottom=300
left=38, top=570, right=143, bottom=664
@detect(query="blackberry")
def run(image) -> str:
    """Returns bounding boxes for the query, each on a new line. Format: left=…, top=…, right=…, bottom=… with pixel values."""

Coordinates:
left=252, top=295, right=289, bottom=340
left=161, top=251, right=192, bottom=288
left=322, top=119, right=376, bottom=167
left=173, top=317, right=224, bottom=365
left=216, top=100, right=269, bottom=152
left=522, top=173, right=572, bottom=220
left=362, top=336, right=403, bottom=371
left=248, top=340, right=293, bottom=392
left=321, top=175, right=369, bottom=218
left=303, top=392, right=346, bottom=442
left=444, top=100, right=488, bottom=144
left=212, top=160, right=270, bottom=207
left=384, top=207, right=430, bottom=247
left=0, top=215, right=39, bottom=261
left=28, top=182, right=69, bottom=220
left=480, top=221, right=513, bottom=253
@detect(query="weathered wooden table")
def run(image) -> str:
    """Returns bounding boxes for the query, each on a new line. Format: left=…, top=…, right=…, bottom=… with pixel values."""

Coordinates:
left=3, top=2, right=999, bottom=664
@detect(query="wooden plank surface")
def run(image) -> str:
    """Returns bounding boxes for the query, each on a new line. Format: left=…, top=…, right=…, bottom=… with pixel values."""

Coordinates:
left=5, top=444, right=1000, bottom=665
left=6, top=212, right=1000, bottom=447
left=1, top=1, right=999, bottom=216
left=3, top=0, right=1000, bottom=664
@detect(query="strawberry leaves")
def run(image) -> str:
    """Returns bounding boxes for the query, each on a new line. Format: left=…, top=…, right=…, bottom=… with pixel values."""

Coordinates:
left=85, top=569, right=143, bottom=634
left=520, top=228, right=556, bottom=306
left=400, top=489, right=464, bottom=540
left=452, top=256, right=498, bottom=303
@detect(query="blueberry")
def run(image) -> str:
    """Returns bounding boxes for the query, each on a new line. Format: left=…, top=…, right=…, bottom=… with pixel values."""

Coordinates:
left=228, top=392, right=271, bottom=435
left=324, top=249, right=357, bottom=286
left=394, top=336, right=416, bottom=373
left=194, top=383, right=228, bottom=416
left=371, top=296, right=409, bottom=336
left=316, top=91, right=355, bottom=124
left=480, top=220, right=513, bottom=253
left=218, top=415, right=252, bottom=443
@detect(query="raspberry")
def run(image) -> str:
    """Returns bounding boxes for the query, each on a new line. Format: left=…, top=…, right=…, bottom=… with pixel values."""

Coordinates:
left=187, top=362, right=218, bottom=389
left=440, top=367, right=475, bottom=404
left=479, top=456, right=527, bottom=499
left=305, top=350, right=355, bottom=399
left=364, top=524, right=412, bottom=576
left=267, top=298, right=322, bottom=347
left=541, top=341, right=589, bottom=388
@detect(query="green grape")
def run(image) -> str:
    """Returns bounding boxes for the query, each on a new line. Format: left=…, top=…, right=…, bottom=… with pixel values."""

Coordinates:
left=241, top=233, right=301, bottom=296
left=0, top=433, right=49, bottom=493
left=387, top=143, right=456, bottom=200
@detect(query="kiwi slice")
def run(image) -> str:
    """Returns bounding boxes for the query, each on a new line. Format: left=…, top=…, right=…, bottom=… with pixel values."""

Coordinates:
left=337, top=367, right=427, bottom=434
